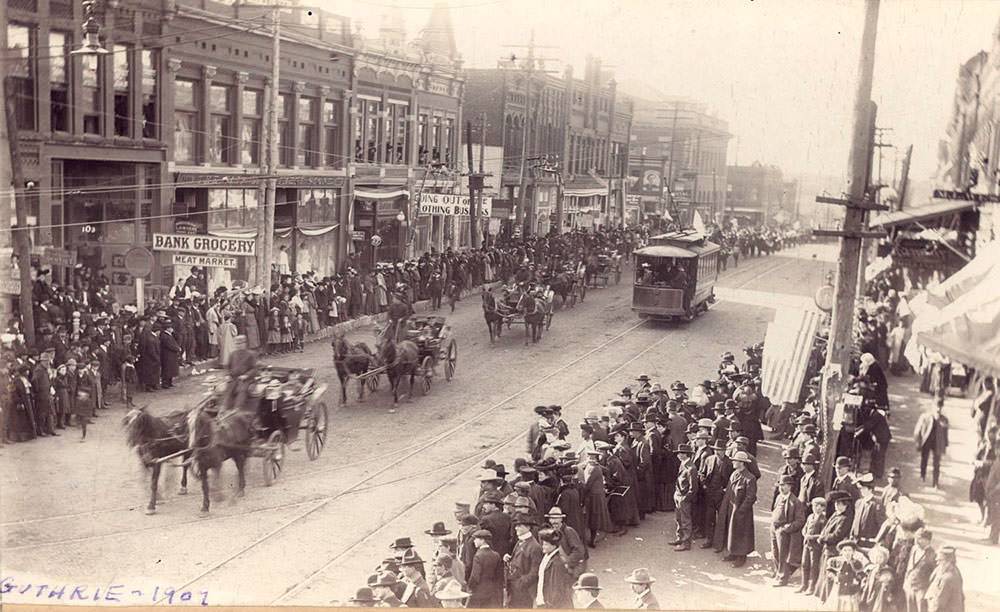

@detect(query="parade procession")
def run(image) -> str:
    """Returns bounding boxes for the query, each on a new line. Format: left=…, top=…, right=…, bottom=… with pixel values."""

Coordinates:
left=3, top=0, right=1000, bottom=610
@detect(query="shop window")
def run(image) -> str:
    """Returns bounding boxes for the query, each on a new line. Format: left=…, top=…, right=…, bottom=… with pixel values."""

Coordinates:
left=174, top=79, right=198, bottom=162
left=383, top=106, right=395, bottom=164
left=299, top=188, right=338, bottom=225
left=323, top=100, right=341, bottom=168
left=141, top=50, right=158, bottom=139
left=49, top=31, right=70, bottom=132
left=297, top=97, right=315, bottom=167
left=208, top=188, right=259, bottom=229
left=241, top=89, right=262, bottom=165
left=209, top=84, right=234, bottom=164
left=113, top=44, right=131, bottom=136
left=278, top=94, right=292, bottom=166
left=353, top=109, right=363, bottom=163
left=394, top=105, right=408, bottom=164
left=81, top=54, right=102, bottom=134
left=417, top=114, right=428, bottom=165
left=366, top=101, right=379, bottom=163
left=6, top=23, right=35, bottom=131
left=431, top=116, right=441, bottom=163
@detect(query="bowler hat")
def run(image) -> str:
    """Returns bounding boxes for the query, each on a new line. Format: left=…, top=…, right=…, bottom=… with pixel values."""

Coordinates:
left=574, top=573, right=603, bottom=591
left=675, top=443, right=694, bottom=455
left=425, top=521, right=452, bottom=537
left=835, top=456, right=852, bottom=468
left=513, top=513, right=539, bottom=527
left=782, top=447, right=801, bottom=459
left=779, top=474, right=798, bottom=486
left=348, top=587, right=377, bottom=603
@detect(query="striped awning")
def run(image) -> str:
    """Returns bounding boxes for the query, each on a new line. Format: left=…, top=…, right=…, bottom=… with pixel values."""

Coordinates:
left=761, top=308, right=823, bottom=405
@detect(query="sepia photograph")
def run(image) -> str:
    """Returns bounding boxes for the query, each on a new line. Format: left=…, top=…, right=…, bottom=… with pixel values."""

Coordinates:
left=1, top=0, right=999, bottom=609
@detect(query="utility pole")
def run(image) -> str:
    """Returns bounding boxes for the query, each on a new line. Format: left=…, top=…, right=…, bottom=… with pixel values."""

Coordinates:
left=466, top=120, right=480, bottom=248
left=261, top=3, right=281, bottom=296
left=873, top=126, right=893, bottom=192
left=477, top=112, right=488, bottom=245
left=812, top=0, right=887, bottom=484
left=3, top=75, right=35, bottom=346
left=897, top=144, right=913, bottom=211
left=665, top=103, right=680, bottom=221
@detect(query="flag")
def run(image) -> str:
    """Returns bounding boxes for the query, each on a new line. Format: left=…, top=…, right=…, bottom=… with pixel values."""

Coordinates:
left=662, top=208, right=673, bottom=221
left=692, top=210, right=706, bottom=234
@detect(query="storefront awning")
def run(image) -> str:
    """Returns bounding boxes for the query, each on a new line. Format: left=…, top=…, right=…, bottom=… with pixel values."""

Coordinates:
left=354, top=187, right=410, bottom=200
left=917, top=276, right=1000, bottom=377
left=869, top=199, right=977, bottom=229
left=207, top=224, right=338, bottom=239
left=926, top=240, right=1000, bottom=308
left=761, top=307, right=823, bottom=405
left=565, top=188, right=606, bottom=198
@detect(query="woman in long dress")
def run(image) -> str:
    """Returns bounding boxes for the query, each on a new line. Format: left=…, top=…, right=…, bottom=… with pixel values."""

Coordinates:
left=217, top=314, right=238, bottom=368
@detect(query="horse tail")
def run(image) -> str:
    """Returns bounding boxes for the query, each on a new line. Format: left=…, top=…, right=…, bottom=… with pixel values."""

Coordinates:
left=187, top=407, right=202, bottom=451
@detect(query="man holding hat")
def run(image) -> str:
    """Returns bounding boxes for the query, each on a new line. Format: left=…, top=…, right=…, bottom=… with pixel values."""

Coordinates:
left=770, top=474, right=806, bottom=586
left=670, top=444, right=698, bottom=551
left=572, top=573, right=604, bottom=609
left=505, top=513, right=542, bottom=608
left=624, top=568, right=659, bottom=609
left=925, top=545, right=964, bottom=612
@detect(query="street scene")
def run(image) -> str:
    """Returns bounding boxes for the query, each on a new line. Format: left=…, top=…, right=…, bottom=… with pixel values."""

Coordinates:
left=3, top=0, right=1000, bottom=610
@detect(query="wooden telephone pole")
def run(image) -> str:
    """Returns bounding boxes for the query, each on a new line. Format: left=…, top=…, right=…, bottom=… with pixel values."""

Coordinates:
left=813, top=0, right=887, bottom=483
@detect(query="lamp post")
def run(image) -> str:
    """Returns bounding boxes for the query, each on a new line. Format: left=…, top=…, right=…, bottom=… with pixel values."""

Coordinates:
left=396, top=210, right=406, bottom=261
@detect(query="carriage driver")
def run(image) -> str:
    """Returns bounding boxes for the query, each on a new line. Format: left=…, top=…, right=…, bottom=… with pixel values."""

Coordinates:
left=223, top=335, right=259, bottom=412
left=385, top=291, right=414, bottom=344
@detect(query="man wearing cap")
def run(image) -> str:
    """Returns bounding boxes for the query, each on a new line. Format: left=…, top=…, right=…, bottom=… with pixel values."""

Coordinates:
left=398, top=549, right=434, bottom=608
left=770, top=474, right=806, bottom=586
left=670, top=444, right=698, bottom=551
left=851, top=473, right=886, bottom=548
left=505, top=514, right=542, bottom=608
left=535, top=527, right=574, bottom=608
left=720, top=450, right=758, bottom=567
left=624, top=568, right=659, bottom=609
left=798, top=452, right=825, bottom=517
left=572, top=573, right=604, bottom=609
left=772, top=447, right=804, bottom=509
left=924, top=545, right=964, bottom=612
left=478, top=491, right=513, bottom=557
left=699, top=440, right=731, bottom=549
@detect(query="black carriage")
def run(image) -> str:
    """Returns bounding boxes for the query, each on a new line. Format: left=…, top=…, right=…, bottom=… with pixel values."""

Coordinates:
left=362, top=316, right=458, bottom=395
left=590, top=251, right=623, bottom=288
left=496, top=286, right=554, bottom=331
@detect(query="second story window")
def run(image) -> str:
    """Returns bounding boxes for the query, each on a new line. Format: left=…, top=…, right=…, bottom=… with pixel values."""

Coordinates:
left=81, top=54, right=102, bottom=135
left=417, top=114, right=428, bottom=165
left=431, top=116, right=441, bottom=163
left=174, top=78, right=198, bottom=163
left=278, top=93, right=292, bottom=166
left=394, top=105, right=408, bottom=164
left=209, top=84, right=233, bottom=164
left=241, top=89, right=262, bottom=166
left=7, top=24, right=35, bottom=131
left=297, top=97, right=315, bottom=167
left=323, top=100, right=340, bottom=168
left=353, top=109, right=363, bottom=163
left=366, top=101, right=379, bottom=163
left=141, top=50, right=158, bottom=139
left=113, top=45, right=131, bottom=137
left=50, top=31, right=70, bottom=132
left=443, top=118, right=453, bottom=166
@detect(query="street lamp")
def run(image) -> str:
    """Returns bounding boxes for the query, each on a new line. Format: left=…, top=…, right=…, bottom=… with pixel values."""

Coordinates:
left=396, top=210, right=406, bottom=260
left=70, top=0, right=110, bottom=57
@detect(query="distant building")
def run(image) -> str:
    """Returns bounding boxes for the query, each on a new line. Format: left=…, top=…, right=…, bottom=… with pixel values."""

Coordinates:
left=725, top=162, right=796, bottom=226
left=626, top=97, right=730, bottom=226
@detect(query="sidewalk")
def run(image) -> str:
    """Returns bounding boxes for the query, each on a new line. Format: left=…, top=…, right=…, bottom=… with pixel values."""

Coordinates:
left=882, top=370, right=999, bottom=611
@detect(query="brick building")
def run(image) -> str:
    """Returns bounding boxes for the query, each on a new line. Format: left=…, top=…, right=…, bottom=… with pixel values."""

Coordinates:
left=3, top=0, right=463, bottom=301
left=464, top=55, right=632, bottom=236
left=724, top=162, right=797, bottom=226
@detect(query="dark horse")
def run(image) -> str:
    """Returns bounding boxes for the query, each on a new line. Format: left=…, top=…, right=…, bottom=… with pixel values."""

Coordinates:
left=187, top=405, right=256, bottom=515
left=123, top=406, right=191, bottom=515
left=332, top=333, right=375, bottom=403
left=378, top=335, right=420, bottom=406
left=548, top=271, right=577, bottom=309
left=518, top=293, right=545, bottom=345
left=483, top=291, right=505, bottom=344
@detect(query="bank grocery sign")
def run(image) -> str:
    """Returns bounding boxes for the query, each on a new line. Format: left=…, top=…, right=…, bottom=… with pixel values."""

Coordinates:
left=153, top=233, right=256, bottom=256
left=417, top=193, right=492, bottom=217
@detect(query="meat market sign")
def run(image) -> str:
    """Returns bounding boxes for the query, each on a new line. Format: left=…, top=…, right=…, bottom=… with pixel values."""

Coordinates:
left=171, top=254, right=238, bottom=269
left=152, top=233, right=256, bottom=256
left=417, top=193, right=493, bottom=217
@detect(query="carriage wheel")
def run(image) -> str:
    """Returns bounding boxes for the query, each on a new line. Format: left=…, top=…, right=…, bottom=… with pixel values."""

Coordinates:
left=305, top=401, right=329, bottom=461
left=444, top=341, right=457, bottom=381
left=421, top=356, right=434, bottom=394
left=367, top=373, right=380, bottom=392
left=263, top=430, right=286, bottom=487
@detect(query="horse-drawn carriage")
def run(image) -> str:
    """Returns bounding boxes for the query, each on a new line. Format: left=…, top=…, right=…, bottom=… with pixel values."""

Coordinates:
left=125, top=366, right=329, bottom=515
left=484, top=284, right=554, bottom=344
left=589, top=251, right=623, bottom=288
left=333, top=315, right=458, bottom=406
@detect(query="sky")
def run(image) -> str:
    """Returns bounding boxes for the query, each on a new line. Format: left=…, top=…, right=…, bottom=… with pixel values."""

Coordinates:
left=329, top=0, right=1000, bottom=184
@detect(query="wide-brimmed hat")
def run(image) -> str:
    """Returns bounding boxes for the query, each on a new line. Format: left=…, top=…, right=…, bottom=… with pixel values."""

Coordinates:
left=477, top=470, right=502, bottom=482
left=389, top=537, right=414, bottom=550
left=545, top=506, right=567, bottom=519
left=369, top=571, right=398, bottom=587
left=425, top=521, right=452, bottom=537
left=782, top=447, right=801, bottom=459
left=710, top=440, right=727, bottom=451
left=675, top=443, right=694, bottom=455
left=348, top=587, right=377, bottom=603
left=697, top=418, right=714, bottom=429
left=512, top=513, right=539, bottom=527
left=624, top=568, right=656, bottom=584
left=732, top=451, right=753, bottom=463
left=635, top=375, right=651, bottom=382
left=398, top=548, right=424, bottom=566
left=574, top=573, right=602, bottom=591
left=434, top=581, right=470, bottom=601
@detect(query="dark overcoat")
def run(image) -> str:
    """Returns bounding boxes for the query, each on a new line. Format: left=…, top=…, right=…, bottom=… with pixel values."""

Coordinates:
left=159, top=330, right=182, bottom=379
left=725, top=468, right=757, bottom=556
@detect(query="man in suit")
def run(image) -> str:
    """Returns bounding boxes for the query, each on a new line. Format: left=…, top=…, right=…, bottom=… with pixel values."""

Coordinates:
left=799, top=497, right=828, bottom=595
left=770, top=474, right=806, bottom=586
left=624, top=568, right=659, bottom=609
left=571, top=573, right=604, bottom=609
left=543, top=507, right=586, bottom=578
left=817, top=491, right=853, bottom=601
left=914, top=399, right=949, bottom=488
left=369, top=572, right=405, bottom=607
left=669, top=443, right=698, bottom=551
left=925, top=546, right=964, bottom=612
left=851, top=473, right=886, bottom=548
left=830, top=456, right=861, bottom=519
left=398, top=549, right=435, bottom=608
left=159, top=322, right=182, bottom=389
left=535, top=528, right=574, bottom=608
left=903, top=528, right=937, bottom=612
left=798, top=451, right=825, bottom=517
left=773, top=447, right=805, bottom=509
left=32, top=349, right=58, bottom=436
left=466, top=529, right=502, bottom=608
left=478, top=491, right=513, bottom=558
left=699, top=440, right=730, bottom=549
left=630, top=423, right=655, bottom=518
left=505, top=513, right=542, bottom=608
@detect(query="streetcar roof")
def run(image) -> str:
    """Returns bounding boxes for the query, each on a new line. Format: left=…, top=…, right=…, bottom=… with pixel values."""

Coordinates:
left=634, top=245, right=699, bottom=259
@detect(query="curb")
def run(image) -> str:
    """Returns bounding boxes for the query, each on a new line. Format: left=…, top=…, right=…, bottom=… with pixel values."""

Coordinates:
left=177, top=280, right=505, bottom=380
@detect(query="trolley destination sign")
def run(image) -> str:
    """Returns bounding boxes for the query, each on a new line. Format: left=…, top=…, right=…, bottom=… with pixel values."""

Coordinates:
left=152, top=233, right=256, bottom=256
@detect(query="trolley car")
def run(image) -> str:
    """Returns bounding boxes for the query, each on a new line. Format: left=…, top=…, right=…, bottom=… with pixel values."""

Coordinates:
left=631, top=230, right=720, bottom=321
